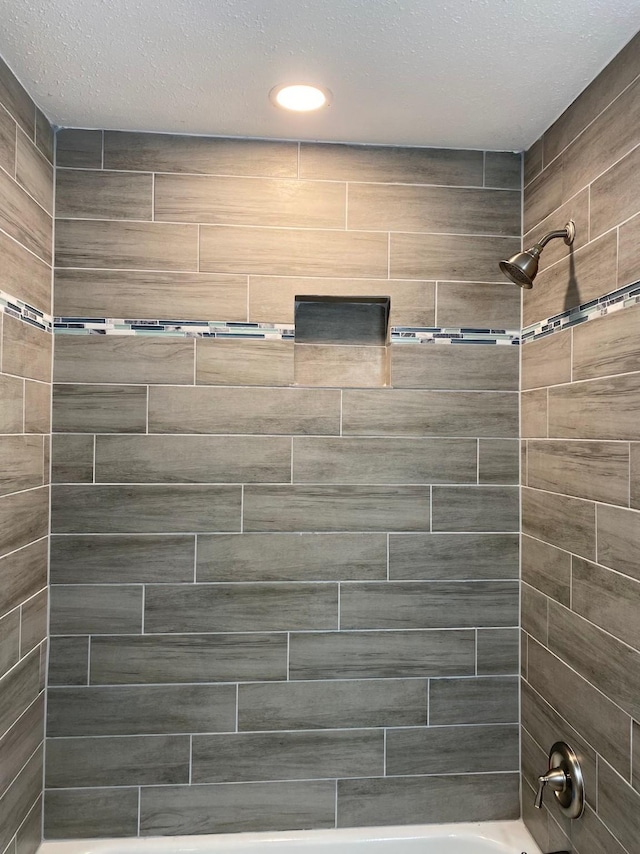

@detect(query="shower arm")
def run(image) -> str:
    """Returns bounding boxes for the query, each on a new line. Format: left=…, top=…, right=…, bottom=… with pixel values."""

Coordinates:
left=533, top=221, right=576, bottom=251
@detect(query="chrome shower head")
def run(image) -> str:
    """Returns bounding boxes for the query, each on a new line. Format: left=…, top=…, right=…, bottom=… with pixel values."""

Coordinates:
left=500, top=221, right=575, bottom=288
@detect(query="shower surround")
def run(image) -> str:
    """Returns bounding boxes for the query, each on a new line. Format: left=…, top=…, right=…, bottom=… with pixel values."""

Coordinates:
left=46, top=133, right=522, bottom=837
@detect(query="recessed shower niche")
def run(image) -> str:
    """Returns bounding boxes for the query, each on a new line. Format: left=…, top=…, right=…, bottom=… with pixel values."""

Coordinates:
left=293, top=295, right=391, bottom=387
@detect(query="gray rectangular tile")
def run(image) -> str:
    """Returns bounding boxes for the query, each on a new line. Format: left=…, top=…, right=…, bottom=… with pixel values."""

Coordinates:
left=238, top=679, right=427, bottom=731
left=0, top=57, right=34, bottom=137
left=149, top=386, right=341, bottom=435
left=24, top=380, right=50, bottom=434
left=390, top=233, right=519, bottom=282
left=0, top=436, right=43, bottom=496
left=0, top=154, right=51, bottom=263
left=573, top=301, right=640, bottom=380
left=140, top=780, right=335, bottom=835
left=0, top=375, right=23, bottom=434
left=145, top=582, right=337, bottom=633
left=20, top=588, right=47, bottom=654
left=243, top=485, right=430, bottom=532
left=54, top=268, right=248, bottom=322
left=50, top=585, right=142, bottom=635
left=155, top=174, right=345, bottom=228
left=200, top=225, right=388, bottom=277
left=391, top=344, right=519, bottom=391
left=104, top=131, right=298, bottom=177
left=388, top=533, right=519, bottom=580
left=50, top=534, right=195, bottom=584
left=521, top=389, right=548, bottom=439
left=597, top=503, right=640, bottom=582
left=35, top=107, right=53, bottom=163
left=293, top=437, right=477, bottom=484
left=521, top=534, right=571, bottom=606
left=54, top=335, right=194, bottom=384
left=523, top=155, right=563, bottom=233
left=15, top=130, right=53, bottom=213
left=478, top=439, right=519, bottom=484
left=0, top=747, right=42, bottom=854
left=348, top=184, right=519, bottom=235
left=522, top=487, right=595, bottom=559
left=337, top=773, right=519, bottom=827
left=527, top=439, right=629, bottom=505
left=485, top=151, right=521, bottom=189
left=90, top=633, right=287, bottom=684
left=197, top=533, right=387, bottom=582
left=521, top=329, right=571, bottom=390
left=429, top=676, right=519, bottom=724
left=431, top=486, right=519, bottom=532
left=46, top=735, right=190, bottom=787
left=0, top=228, right=51, bottom=313
left=51, top=434, right=93, bottom=483
left=618, top=210, right=640, bottom=288
left=0, top=693, right=42, bottom=799
left=597, top=760, right=640, bottom=854
left=300, top=143, right=483, bottom=185
left=52, top=384, right=147, bottom=433
left=47, top=684, right=236, bottom=736
left=342, top=390, right=518, bottom=438
left=48, top=636, right=88, bottom=686
left=0, top=104, right=15, bottom=176
left=0, top=610, right=20, bottom=678
left=634, top=720, right=640, bottom=795
left=51, top=484, right=242, bottom=533
left=548, top=373, right=640, bottom=441
left=56, top=169, right=153, bottom=220
left=521, top=582, right=548, bottom=644
left=0, top=650, right=40, bottom=737
left=55, top=129, right=102, bottom=169
left=192, top=729, right=383, bottom=783
left=523, top=186, right=590, bottom=272
left=386, top=724, right=518, bottom=775
left=0, top=489, right=48, bottom=559
left=340, top=581, right=518, bottom=629
left=55, top=219, right=198, bottom=270
left=572, top=556, right=640, bottom=651
left=196, top=339, right=294, bottom=386
left=590, top=141, right=640, bottom=239
left=289, top=629, right=474, bottom=679
left=476, top=628, right=519, bottom=674
left=572, top=803, right=629, bottom=854
left=44, top=788, right=139, bottom=839
left=435, top=281, right=521, bottom=329
left=95, top=435, right=292, bottom=483
left=294, top=344, right=389, bottom=388
left=1, top=314, right=51, bottom=382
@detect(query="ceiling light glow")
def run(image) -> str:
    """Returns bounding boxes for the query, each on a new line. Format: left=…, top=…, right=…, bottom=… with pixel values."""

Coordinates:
left=270, top=84, right=330, bottom=112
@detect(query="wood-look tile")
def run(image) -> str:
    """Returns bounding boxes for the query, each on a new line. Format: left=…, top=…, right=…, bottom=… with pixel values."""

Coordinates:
left=0, top=375, right=23, bottom=434
left=140, top=780, right=335, bottom=835
left=348, top=184, right=520, bottom=235
left=48, top=636, right=89, bottom=686
left=521, top=582, right=548, bottom=644
left=50, top=585, right=143, bottom=635
left=0, top=489, right=48, bottom=559
left=524, top=137, right=543, bottom=187
left=53, top=384, right=147, bottom=433
left=342, top=389, right=518, bottom=438
left=197, top=533, right=387, bottom=582
left=20, top=588, right=47, bottom=654
left=431, top=486, right=519, bottom=532
left=390, top=233, right=519, bottom=282
left=89, top=633, right=287, bottom=684
left=0, top=650, right=40, bottom=737
left=634, top=721, right=640, bottom=795
left=618, top=210, right=640, bottom=288
left=548, top=373, right=640, bottom=440
left=485, top=151, right=521, bottom=189
left=0, top=608, right=20, bottom=679
left=521, top=534, right=571, bottom=606
left=15, top=131, right=53, bottom=214
left=238, top=679, right=427, bottom=731
left=15, top=794, right=42, bottom=854
left=56, top=169, right=153, bottom=220
left=104, top=131, right=298, bottom=177
left=243, top=485, right=430, bottom=532
left=144, top=582, right=337, bottom=633
left=293, top=437, right=477, bottom=484
left=54, top=269, right=248, bottom=321
left=388, top=533, right=518, bottom=580
left=55, top=129, right=102, bottom=169
left=591, top=142, right=640, bottom=239
left=522, top=487, right=595, bottom=559
left=521, top=389, right=547, bottom=439
left=149, top=386, right=341, bottom=435
left=0, top=747, right=42, bottom=853
left=44, top=788, right=138, bottom=839
left=24, top=381, right=51, bottom=433
left=46, top=735, right=190, bottom=787
left=596, top=761, right=640, bottom=854
left=477, top=439, right=519, bottom=484
left=35, top=108, right=53, bottom=163
left=0, top=539, right=47, bottom=618
left=572, top=556, right=640, bottom=651
left=155, top=174, right=345, bottom=228
left=527, top=439, right=629, bottom=505
left=294, top=344, right=388, bottom=388
left=0, top=104, right=16, bottom=176
left=521, top=729, right=572, bottom=837
left=337, top=773, right=519, bottom=827
left=249, top=277, right=435, bottom=327
left=386, top=724, right=518, bottom=775
left=597, top=504, right=640, bottom=582
left=523, top=231, right=617, bottom=327
left=1, top=314, right=51, bottom=382
left=435, top=282, right=520, bottom=329
left=0, top=230, right=51, bottom=313
left=523, top=155, right=563, bottom=233
left=340, top=581, right=518, bottom=629
left=429, top=676, right=519, bottom=724
left=0, top=166, right=51, bottom=263
left=523, top=187, right=589, bottom=272
left=572, top=803, right=629, bottom=854
left=51, top=434, right=93, bottom=483
left=0, top=436, right=44, bottom=496
left=52, top=484, right=241, bottom=534
left=54, top=335, right=193, bottom=384
left=197, top=339, right=293, bottom=386
left=0, top=57, right=35, bottom=138
left=95, top=435, right=292, bottom=483
left=50, top=534, right=194, bottom=585
left=300, top=143, right=483, bottom=184
left=47, top=684, right=236, bottom=736
left=55, top=219, right=198, bottom=271
left=573, top=302, right=640, bottom=380
left=192, top=730, right=383, bottom=783
left=289, top=629, right=474, bottom=679
left=200, top=225, right=388, bottom=278
left=0, top=695, right=43, bottom=800
left=521, top=329, right=571, bottom=389
left=392, top=344, right=518, bottom=391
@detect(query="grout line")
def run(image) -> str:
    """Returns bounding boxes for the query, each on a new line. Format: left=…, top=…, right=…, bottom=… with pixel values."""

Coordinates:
left=193, top=534, right=198, bottom=583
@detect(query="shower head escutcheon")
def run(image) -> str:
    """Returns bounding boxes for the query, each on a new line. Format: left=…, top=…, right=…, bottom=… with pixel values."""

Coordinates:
left=499, top=221, right=576, bottom=288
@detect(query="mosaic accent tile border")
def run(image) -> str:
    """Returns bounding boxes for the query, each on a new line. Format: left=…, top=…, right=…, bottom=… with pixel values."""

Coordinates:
left=0, top=289, right=53, bottom=332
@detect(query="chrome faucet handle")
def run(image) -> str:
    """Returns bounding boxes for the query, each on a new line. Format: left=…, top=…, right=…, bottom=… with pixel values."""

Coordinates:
left=534, top=767, right=567, bottom=808
left=533, top=741, right=585, bottom=819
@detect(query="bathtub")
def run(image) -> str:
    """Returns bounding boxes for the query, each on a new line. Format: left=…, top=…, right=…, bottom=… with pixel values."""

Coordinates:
left=39, top=822, right=543, bottom=854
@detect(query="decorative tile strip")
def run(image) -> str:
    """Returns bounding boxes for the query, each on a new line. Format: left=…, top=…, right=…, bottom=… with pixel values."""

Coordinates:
left=0, top=289, right=53, bottom=332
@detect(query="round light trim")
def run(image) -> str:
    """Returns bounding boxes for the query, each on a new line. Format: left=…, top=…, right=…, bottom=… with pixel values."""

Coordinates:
left=270, top=84, right=330, bottom=112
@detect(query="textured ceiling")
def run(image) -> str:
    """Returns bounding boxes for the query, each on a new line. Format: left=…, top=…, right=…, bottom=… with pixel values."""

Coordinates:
left=1, top=0, right=639, bottom=150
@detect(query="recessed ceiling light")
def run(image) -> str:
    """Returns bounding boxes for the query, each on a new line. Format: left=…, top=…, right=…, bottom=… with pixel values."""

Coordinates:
left=270, top=84, right=331, bottom=112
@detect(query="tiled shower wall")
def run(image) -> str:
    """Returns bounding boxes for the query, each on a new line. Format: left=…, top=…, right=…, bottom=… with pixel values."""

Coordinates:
left=0, top=58, right=53, bottom=854
left=46, top=133, right=522, bottom=837
left=521, top=30, right=640, bottom=854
